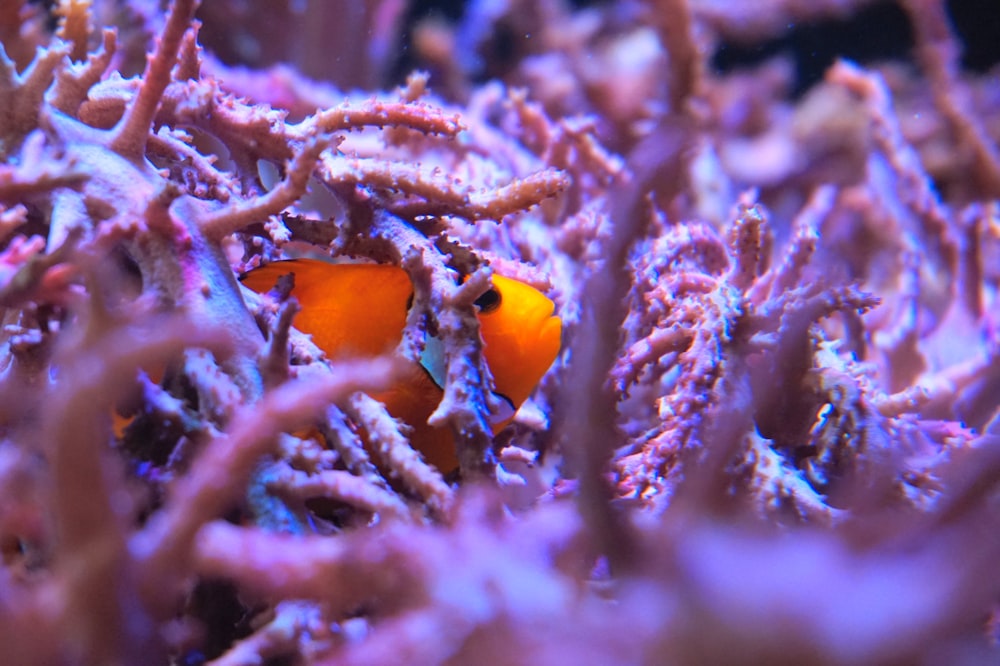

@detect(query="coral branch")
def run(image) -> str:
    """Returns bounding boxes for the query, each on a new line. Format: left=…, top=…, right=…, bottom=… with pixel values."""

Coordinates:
left=829, top=60, right=959, bottom=275
left=0, top=42, right=70, bottom=151
left=902, top=0, right=1000, bottom=198
left=132, top=358, right=397, bottom=612
left=200, top=132, right=330, bottom=240
left=562, top=120, right=693, bottom=565
left=301, top=98, right=463, bottom=139
left=727, top=203, right=767, bottom=292
left=54, top=0, right=93, bottom=63
left=0, top=134, right=87, bottom=201
left=50, top=315, right=231, bottom=663
left=754, top=185, right=833, bottom=301
left=345, top=393, right=453, bottom=515
left=50, top=28, right=116, bottom=117
left=320, top=155, right=568, bottom=222
left=648, top=0, right=702, bottom=113
left=267, top=466, right=413, bottom=522
left=109, top=0, right=198, bottom=158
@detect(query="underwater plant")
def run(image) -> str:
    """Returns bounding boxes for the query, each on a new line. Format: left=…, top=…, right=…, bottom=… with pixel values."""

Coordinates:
left=1, top=0, right=999, bottom=663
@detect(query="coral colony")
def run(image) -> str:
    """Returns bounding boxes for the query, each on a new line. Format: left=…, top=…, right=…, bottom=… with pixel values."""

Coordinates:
left=0, top=0, right=999, bottom=663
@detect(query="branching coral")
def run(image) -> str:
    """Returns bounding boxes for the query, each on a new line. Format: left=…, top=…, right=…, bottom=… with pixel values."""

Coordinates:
left=0, top=0, right=999, bottom=663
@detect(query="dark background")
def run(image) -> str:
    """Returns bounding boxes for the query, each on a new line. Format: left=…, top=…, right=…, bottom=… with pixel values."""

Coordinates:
left=404, top=0, right=1000, bottom=96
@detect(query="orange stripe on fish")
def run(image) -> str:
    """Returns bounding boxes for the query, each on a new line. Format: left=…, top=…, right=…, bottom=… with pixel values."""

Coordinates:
left=241, top=259, right=561, bottom=472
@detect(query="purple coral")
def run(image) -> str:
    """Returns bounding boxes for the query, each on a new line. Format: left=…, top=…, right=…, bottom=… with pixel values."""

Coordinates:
left=0, top=0, right=999, bottom=663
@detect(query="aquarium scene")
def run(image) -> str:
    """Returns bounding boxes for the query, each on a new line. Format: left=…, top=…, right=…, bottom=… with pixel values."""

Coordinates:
left=0, top=0, right=999, bottom=663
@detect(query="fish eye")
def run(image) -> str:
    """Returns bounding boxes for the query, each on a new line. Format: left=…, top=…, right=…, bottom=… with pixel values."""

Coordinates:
left=474, top=287, right=501, bottom=314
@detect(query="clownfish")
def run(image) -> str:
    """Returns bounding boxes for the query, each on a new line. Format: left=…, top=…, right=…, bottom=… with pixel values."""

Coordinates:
left=241, top=258, right=561, bottom=471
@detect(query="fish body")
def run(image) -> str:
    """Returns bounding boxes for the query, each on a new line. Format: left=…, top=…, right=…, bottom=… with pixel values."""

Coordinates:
left=242, top=259, right=561, bottom=471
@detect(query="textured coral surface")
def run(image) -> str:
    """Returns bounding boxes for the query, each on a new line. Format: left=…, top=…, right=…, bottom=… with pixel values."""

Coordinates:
left=1, top=0, right=999, bottom=664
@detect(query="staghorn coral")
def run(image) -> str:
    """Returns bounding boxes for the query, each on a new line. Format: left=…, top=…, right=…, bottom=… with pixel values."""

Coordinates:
left=0, top=0, right=999, bottom=664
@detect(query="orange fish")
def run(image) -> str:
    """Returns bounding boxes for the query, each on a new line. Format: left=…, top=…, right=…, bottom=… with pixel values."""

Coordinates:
left=241, top=258, right=561, bottom=471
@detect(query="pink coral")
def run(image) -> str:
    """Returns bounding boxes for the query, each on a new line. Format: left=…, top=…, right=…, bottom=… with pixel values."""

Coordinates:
left=0, top=0, right=999, bottom=663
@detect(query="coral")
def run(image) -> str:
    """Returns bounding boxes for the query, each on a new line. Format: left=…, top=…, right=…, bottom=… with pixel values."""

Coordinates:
left=0, top=0, right=999, bottom=664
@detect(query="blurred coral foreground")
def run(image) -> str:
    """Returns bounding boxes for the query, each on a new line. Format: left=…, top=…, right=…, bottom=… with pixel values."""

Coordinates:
left=1, top=0, right=999, bottom=663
